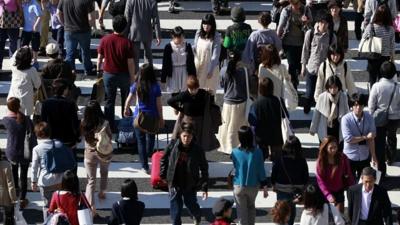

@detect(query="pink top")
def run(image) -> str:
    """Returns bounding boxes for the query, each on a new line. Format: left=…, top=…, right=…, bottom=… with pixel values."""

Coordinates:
left=316, top=153, right=355, bottom=201
left=0, top=0, right=18, bottom=17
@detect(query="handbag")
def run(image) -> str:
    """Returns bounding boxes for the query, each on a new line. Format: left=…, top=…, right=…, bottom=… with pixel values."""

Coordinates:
left=244, top=67, right=253, bottom=121
left=23, top=118, right=37, bottom=161
left=281, top=74, right=298, bottom=111
left=95, top=121, right=113, bottom=158
left=373, top=83, right=397, bottom=127
left=279, top=100, right=294, bottom=142
left=358, top=25, right=382, bottom=59
left=77, top=194, right=93, bottom=225
left=0, top=8, right=23, bottom=29
left=90, top=77, right=105, bottom=104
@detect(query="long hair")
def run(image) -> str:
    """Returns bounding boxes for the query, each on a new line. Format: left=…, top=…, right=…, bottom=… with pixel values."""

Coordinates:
left=80, top=100, right=105, bottom=146
left=261, top=44, right=281, bottom=68
left=136, top=64, right=157, bottom=104
left=372, top=4, right=393, bottom=27
left=282, top=135, right=303, bottom=159
left=61, top=170, right=80, bottom=196
left=317, top=136, right=341, bottom=177
left=271, top=200, right=291, bottom=224
left=303, top=184, right=326, bottom=216
left=7, top=97, right=25, bottom=124
left=199, top=14, right=216, bottom=39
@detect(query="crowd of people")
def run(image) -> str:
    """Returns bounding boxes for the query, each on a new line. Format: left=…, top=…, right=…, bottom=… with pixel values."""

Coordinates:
left=0, top=0, right=399, bottom=224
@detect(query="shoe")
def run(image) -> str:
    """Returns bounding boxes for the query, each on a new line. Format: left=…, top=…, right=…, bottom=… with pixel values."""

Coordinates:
left=100, top=24, right=106, bottom=31
left=303, top=101, right=311, bottom=114
left=32, top=61, right=40, bottom=70
left=168, top=6, right=178, bottom=13
left=20, top=199, right=29, bottom=209
left=141, top=168, right=151, bottom=175
left=193, top=218, right=201, bottom=225
left=387, top=160, right=393, bottom=166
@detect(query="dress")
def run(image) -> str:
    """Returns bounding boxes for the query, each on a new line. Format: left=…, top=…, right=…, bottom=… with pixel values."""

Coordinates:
left=195, top=38, right=219, bottom=93
left=167, top=41, right=188, bottom=93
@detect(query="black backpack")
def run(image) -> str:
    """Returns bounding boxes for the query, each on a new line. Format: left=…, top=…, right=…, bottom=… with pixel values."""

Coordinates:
left=109, top=0, right=126, bottom=17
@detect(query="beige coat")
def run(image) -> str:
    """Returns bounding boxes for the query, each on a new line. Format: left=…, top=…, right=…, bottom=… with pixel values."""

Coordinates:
left=0, top=160, right=17, bottom=206
left=314, top=59, right=357, bottom=102
left=258, top=64, right=291, bottom=99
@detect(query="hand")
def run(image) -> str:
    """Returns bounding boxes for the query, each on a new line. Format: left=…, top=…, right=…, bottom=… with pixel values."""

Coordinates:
left=159, top=119, right=165, bottom=128
left=155, top=38, right=161, bottom=46
left=301, top=15, right=309, bottom=22
left=366, top=133, right=374, bottom=140
left=300, top=67, right=306, bottom=78
left=328, top=196, right=336, bottom=204
left=174, top=109, right=179, bottom=115
left=31, top=183, right=38, bottom=192
left=202, top=192, right=208, bottom=200
left=124, top=107, right=131, bottom=117
left=371, top=157, right=378, bottom=167
left=207, top=73, right=213, bottom=79
left=263, top=186, right=269, bottom=198
left=97, top=70, right=103, bottom=78
left=99, top=17, right=103, bottom=25
left=33, top=25, right=38, bottom=32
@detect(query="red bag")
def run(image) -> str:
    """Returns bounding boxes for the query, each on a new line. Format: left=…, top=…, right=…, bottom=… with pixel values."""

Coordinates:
left=151, top=150, right=168, bottom=191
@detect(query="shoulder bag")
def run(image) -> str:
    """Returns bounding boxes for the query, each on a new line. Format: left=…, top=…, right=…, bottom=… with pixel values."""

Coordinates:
left=279, top=157, right=304, bottom=204
left=77, top=193, right=93, bottom=225
left=134, top=96, right=160, bottom=134
left=373, top=83, right=397, bottom=127
left=95, top=120, right=113, bottom=158
left=358, top=24, right=382, bottom=60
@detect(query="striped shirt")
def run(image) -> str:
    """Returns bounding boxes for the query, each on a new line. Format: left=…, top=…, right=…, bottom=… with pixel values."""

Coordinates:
left=362, top=24, right=395, bottom=57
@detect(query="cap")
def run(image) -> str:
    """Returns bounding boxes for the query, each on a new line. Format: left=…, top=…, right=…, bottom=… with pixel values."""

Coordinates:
left=212, top=198, right=234, bottom=217
left=46, top=43, right=59, bottom=55
left=231, top=7, right=245, bottom=22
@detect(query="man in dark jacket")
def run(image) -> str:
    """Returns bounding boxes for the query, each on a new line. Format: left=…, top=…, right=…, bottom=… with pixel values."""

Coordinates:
left=160, top=123, right=209, bottom=225
left=347, top=167, right=393, bottom=225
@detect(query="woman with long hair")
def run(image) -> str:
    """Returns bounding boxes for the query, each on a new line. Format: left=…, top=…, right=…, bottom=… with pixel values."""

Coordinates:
left=231, top=126, right=268, bottom=225
left=3, top=97, right=35, bottom=208
left=193, top=14, right=221, bottom=93
left=81, top=100, right=112, bottom=216
left=362, top=4, right=395, bottom=86
left=300, top=184, right=345, bottom=225
left=314, top=46, right=357, bottom=102
left=48, top=170, right=91, bottom=225
left=217, top=51, right=250, bottom=154
left=124, top=64, right=164, bottom=174
left=310, top=76, right=349, bottom=144
left=7, top=47, right=41, bottom=116
left=316, top=136, right=354, bottom=213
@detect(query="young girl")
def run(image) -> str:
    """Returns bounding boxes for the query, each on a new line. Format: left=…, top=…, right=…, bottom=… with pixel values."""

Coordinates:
left=193, top=14, right=221, bottom=93
left=316, top=136, right=354, bottom=213
left=21, top=0, right=42, bottom=69
left=161, top=26, right=196, bottom=93
left=314, top=47, right=356, bottom=102
left=81, top=100, right=112, bottom=216
left=310, top=76, right=349, bottom=144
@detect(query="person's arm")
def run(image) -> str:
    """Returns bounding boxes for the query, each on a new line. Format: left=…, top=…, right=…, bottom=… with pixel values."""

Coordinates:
left=98, top=0, right=110, bottom=26
left=330, top=204, right=346, bottom=225
left=273, top=31, right=282, bottom=52
left=316, top=163, right=335, bottom=203
left=32, top=69, right=42, bottom=89
left=124, top=92, right=135, bottom=117
left=198, top=146, right=209, bottom=193
left=241, top=33, right=255, bottom=66
left=367, top=85, right=377, bottom=114
left=186, top=43, right=196, bottom=76
left=277, top=8, right=288, bottom=37
left=223, top=29, right=232, bottom=49
left=5, top=164, right=17, bottom=203
left=301, top=30, right=311, bottom=77
left=32, top=11, right=42, bottom=33
left=345, top=66, right=357, bottom=97
left=167, top=92, right=184, bottom=112
left=207, top=33, right=222, bottom=77
left=363, top=0, right=372, bottom=26
left=56, top=0, right=64, bottom=25
left=341, top=115, right=368, bottom=144
left=124, top=0, right=133, bottom=36
left=367, top=116, right=377, bottom=165
left=314, top=63, right=325, bottom=102
left=31, top=148, right=40, bottom=191
left=97, top=53, right=104, bottom=75
left=48, top=192, right=58, bottom=212
left=127, top=58, right=135, bottom=83
left=347, top=188, right=354, bottom=222
left=248, top=104, right=257, bottom=126
left=160, top=143, right=173, bottom=179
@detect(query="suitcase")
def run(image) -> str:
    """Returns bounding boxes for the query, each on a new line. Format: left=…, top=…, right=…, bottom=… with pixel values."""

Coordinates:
left=150, top=133, right=170, bottom=191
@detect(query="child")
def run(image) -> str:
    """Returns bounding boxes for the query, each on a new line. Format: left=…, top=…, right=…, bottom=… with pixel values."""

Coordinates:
left=47, top=0, right=64, bottom=58
left=108, top=179, right=145, bottom=225
left=161, top=26, right=196, bottom=93
left=21, top=0, right=42, bottom=70
left=210, top=198, right=234, bottom=225
left=271, top=200, right=291, bottom=225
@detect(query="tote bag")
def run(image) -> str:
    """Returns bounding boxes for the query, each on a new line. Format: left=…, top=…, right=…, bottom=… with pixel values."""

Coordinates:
left=358, top=25, right=382, bottom=59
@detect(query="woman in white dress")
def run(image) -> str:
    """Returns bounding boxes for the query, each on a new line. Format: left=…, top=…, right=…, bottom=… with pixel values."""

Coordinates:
left=161, top=26, right=196, bottom=93
left=193, top=14, right=221, bottom=94
left=7, top=47, right=41, bottom=116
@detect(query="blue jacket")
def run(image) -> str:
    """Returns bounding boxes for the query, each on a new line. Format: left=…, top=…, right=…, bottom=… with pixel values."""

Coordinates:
left=232, top=147, right=267, bottom=187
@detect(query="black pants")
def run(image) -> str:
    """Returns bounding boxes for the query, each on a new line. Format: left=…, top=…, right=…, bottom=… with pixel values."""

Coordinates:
left=349, top=159, right=370, bottom=180
left=283, top=45, right=302, bottom=90
left=376, top=120, right=400, bottom=177
left=367, top=56, right=390, bottom=88
left=0, top=206, right=14, bottom=225
left=11, top=163, right=29, bottom=200
left=354, top=12, right=364, bottom=40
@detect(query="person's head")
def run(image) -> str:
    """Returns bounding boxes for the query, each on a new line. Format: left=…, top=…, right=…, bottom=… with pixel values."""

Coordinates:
left=316, top=13, right=331, bottom=33
left=258, top=11, right=272, bottom=28
left=52, top=78, right=70, bottom=97
left=324, top=75, right=343, bottom=95
left=34, top=122, right=51, bottom=139
left=282, top=135, right=303, bottom=159
left=186, top=75, right=200, bottom=94
left=238, top=126, right=254, bottom=150
left=121, top=179, right=138, bottom=200
left=328, top=0, right=343, bottom=18
left=212, top=198, right=234, bottom=219
left=289, top=0, right=300, bottom=6
left=231, top=7, right=245, bottom=23
left=328, top=46, right=345, bottom=65
left=261, top=44, right=281, bottom=68
left=303, top=184, right=325, bottom=215
left=7, top=97, right=24, bottom=124
left=200, top=14, right=217, bottom=39
left=81, top=100, right=105, bottom=143
left=349, top=93, right=368, bottom=116
left=14, top=46, right=32, bottom=70
left=112, top=15, right=128, bottom=33
left=372, top=4, right=393, bottom=26
left=361, top=167, right=376, bottom=192
left=179, top=122, right=195, bottom=147
left=271, top=200, right=291, bottom=224
left=380, top=61, right=397, bottom=79
left=61, top=170, right=80, bottom=195
left=137, top=63, right=157, bottom=103
left=259, top=77, right=274, bottom=97
left=171, top=26, right=185, bottom=45
left=46, top=43, right=60, bottom=58
left=318, top=136, right=341, bottom=174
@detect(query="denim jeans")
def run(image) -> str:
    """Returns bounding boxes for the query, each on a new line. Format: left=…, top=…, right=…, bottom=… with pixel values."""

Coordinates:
left=51, top=27, right=65, bottom=57
left=169, top=188, right=201, bottom=225
left=64, top=31, right=93, bottom=73
left=0, top=28, right=19, bottom=69
left=276, top=191, right=296, bottom=225
left=103, top=72, right=130, bottom=130
left=134, top=127, right=155, bottom=170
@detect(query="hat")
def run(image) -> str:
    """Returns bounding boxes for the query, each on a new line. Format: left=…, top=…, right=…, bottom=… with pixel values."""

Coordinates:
left=212, top=198, right=234, bottom=217
left=231, top=7, right=245, bottom=22
left=46, top=43, right=59, bottom=55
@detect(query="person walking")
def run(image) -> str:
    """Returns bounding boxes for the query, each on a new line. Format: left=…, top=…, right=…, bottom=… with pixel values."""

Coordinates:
left=0, top=151, right=18, bottom=225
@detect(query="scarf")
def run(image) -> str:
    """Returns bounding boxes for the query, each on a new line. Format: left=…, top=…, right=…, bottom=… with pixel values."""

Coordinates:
left=327, top=93, right=340, bottom=128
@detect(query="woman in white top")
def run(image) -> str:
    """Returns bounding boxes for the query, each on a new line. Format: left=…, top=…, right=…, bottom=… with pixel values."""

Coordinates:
left=7, top=47, right=41, bottom=116
left=300, top=184, right=345, bottom=225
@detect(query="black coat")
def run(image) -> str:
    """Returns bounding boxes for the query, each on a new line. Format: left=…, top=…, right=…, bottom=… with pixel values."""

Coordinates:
left=347, top=184, right=393, bottom=225
left=161, top=42, right=196, bottom=83
left=160, top=140, right=209, bottom=192
left=108, top=199, right=145, bottom=225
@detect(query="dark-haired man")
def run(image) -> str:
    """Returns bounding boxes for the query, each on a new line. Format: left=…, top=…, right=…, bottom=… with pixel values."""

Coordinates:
left=97, top=15, right=135, bottom=132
